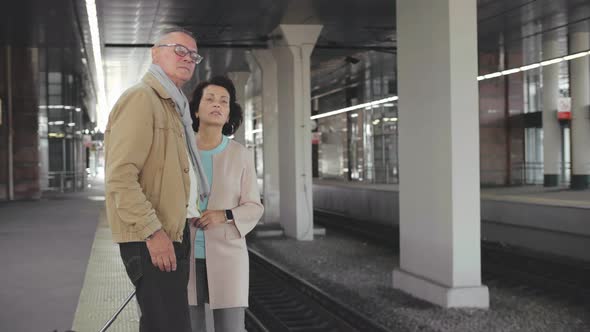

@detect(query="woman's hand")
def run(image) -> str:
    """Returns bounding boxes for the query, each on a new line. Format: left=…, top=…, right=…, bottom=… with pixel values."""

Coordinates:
left=188, top=217, right=199, bottom=227
left=195, top=210, right=227, bottom=230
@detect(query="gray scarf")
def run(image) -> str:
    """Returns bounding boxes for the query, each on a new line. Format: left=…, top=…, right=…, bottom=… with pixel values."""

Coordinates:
left=148, top=64, right=210, bottom=201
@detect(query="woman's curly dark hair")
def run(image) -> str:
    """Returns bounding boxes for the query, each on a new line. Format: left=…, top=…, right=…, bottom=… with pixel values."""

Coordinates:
left=189, top=76, right=243, bottom=135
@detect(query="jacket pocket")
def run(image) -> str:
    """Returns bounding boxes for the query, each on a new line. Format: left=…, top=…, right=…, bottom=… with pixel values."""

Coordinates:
left=224, top=224, right=242, bottom=240
left=145, top=166, right=163, bottom=210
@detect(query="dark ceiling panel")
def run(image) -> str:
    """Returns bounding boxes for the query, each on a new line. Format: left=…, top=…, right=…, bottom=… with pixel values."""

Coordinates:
left=0, top=0, right=80, bottom=48
left=75, top=0, right=590, bottom=107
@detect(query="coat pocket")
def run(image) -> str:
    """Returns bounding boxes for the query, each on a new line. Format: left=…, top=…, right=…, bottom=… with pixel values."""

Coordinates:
left=224, top=224, right=242, bottom=240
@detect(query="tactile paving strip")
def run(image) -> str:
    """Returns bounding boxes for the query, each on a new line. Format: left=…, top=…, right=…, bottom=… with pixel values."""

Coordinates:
left=72, top=210, right=139, bottom=332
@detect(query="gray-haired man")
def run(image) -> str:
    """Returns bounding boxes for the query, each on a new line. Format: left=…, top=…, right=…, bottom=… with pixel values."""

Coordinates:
left=105, top=27, right=209, bottom=332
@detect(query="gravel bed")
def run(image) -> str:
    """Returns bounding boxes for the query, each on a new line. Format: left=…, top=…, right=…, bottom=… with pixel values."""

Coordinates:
left=249, top=230, right=590, bottom=332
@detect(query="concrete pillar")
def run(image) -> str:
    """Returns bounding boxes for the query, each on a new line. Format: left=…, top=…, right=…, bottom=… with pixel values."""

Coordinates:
left=5, top=46, right=14, bottom=200
left=227, top=72, right=250, bottom=145
left=569, top=28, right=590, bottom=189
left=271, top=24, right=322, bottom=240
left=393, top=0, right=489, bottom=308
left=542, top=30, right=562, bottom=187
left=251, top=50, right=280, bottom=224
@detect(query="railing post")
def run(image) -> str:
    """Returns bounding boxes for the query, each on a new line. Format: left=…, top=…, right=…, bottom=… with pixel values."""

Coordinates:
left=60, top=172, right=64, bottom=193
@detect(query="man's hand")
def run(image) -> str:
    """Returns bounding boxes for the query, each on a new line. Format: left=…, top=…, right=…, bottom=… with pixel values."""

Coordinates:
left=145, top=229, right=176, bottom=272
left=195, top=210, right=226, bottom=230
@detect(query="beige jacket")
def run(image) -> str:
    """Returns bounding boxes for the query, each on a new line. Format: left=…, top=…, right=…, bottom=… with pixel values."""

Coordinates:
left=104, top=73, right=191, bottom=242
left=187, top=139, right=264, bottom=309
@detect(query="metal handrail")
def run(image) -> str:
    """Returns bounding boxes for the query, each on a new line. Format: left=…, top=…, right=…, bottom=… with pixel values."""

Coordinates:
left=42, top=171, right=87, bottom=192
left=511, top=161, right=571, bottom=185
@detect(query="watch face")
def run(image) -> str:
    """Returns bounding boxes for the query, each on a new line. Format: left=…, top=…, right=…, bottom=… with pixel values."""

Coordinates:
left=225, top=209, right=234, bottom=220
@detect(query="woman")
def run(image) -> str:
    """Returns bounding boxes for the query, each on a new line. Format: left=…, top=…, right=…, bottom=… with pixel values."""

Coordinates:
left=187, top=75, right=264, bottom=332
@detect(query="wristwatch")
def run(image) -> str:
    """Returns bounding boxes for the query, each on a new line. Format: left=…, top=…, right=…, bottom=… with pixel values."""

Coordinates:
left=225, top=209, right=234, bottom=224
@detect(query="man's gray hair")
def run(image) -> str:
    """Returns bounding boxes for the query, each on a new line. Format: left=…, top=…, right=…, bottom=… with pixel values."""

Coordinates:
left=154, top=27, right=196, bottom=44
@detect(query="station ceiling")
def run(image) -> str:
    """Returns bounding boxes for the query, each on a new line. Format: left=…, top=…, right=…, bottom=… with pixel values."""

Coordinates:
left=2, top=0, right=590, bottom=114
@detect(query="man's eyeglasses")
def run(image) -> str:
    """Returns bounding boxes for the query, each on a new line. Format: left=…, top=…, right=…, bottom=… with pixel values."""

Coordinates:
left=156, top=43, right=204, bottom=64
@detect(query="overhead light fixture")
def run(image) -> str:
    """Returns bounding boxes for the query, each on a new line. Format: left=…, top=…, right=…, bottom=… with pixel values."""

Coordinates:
left=483, top=72, right=502, bottom=79
left=520, top=63, right=540, bottom=71
left=39, top=105, right=76, bottom=109
left=501, top=68, right=521, bottom=75
left=312, top=49, right=590, bottom=121
left=86, top=0, right=108, bottom=132
left=310, top=96, right=398, bottom=120
left=563, top=51, right=589, bottom=61
left=540, top=58, right=563, bottom=66
left=478, top=49, right=590, bottom=82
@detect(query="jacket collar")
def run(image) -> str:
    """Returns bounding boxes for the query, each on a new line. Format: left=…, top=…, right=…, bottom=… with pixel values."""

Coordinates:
left=142, top=72, right=172, bottom=100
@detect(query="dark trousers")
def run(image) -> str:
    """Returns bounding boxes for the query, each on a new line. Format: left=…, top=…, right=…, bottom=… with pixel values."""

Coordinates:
left=119, top=223, right=191, bottom=332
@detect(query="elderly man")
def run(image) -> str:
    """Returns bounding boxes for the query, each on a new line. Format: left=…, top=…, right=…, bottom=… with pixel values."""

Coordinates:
left=104, top=27, right=209, bottom=332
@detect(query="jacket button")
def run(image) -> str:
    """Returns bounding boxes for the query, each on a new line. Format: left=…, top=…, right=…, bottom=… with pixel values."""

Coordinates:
left=184, top=168, right=189, bottom=173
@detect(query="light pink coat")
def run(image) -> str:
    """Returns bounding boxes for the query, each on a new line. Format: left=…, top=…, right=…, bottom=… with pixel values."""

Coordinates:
left=187, top=139, right=264, bottom=309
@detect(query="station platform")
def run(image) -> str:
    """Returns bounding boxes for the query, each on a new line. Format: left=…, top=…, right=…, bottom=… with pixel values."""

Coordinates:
left=0, top=178, right=107, bottom=332
left=313, top=180, right=590, bottom=262
left=481, top=185, right=590, bottom=208
left=1, top=178, right=589, bottom=332
left=313, top=179, right=590, bottom=208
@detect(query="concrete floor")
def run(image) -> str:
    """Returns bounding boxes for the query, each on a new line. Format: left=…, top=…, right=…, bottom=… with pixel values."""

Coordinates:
left=0, top=179, right=104, bottom=332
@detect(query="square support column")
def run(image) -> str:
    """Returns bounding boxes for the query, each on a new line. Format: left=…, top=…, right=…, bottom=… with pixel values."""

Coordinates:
left=271, top=24, right=322, bottom=240
left=251, top=50, right=281, bottom=224
left=569, top=28, right=590, bottom=190
left=542, top=29, right=562, bottom=187
left=393, top=0, right=489, bottom=308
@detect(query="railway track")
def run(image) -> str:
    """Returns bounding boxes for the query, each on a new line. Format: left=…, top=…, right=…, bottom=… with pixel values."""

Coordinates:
left=246, top=248, right=392, bottom=332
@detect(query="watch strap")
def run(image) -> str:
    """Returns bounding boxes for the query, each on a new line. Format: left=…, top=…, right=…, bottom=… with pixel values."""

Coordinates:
left=225, top=209, right=234, bottom=223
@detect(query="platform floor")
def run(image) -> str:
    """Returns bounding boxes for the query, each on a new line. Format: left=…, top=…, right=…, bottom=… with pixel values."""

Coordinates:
left=0, top=179, right=106, bottom=332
